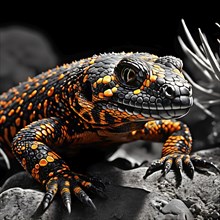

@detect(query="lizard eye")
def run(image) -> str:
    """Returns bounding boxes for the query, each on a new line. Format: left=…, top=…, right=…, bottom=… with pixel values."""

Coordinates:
left=115, top=58, right=143, bottom=88
left=121, top=67, right=137, bottom=86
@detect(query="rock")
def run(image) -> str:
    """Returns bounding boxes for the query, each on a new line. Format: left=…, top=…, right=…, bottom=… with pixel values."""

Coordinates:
left=160, top=199, right=193, bottom=220
left=0, top=187, right=61, bottom=220
left=0, top=171, right=41, bottom=193
left=0, top=148, right=219, bottom=219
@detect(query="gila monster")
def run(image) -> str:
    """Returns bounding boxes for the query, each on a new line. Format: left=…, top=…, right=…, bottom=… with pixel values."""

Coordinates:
left=0, top=52, right=219, bottom=216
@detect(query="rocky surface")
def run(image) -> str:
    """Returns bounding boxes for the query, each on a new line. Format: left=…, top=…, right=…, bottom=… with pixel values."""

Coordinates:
left=0, top=147, right=219, bottom=220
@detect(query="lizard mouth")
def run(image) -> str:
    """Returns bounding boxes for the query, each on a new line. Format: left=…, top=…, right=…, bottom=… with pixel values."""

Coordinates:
left=113, top=95, right=193, bottom=120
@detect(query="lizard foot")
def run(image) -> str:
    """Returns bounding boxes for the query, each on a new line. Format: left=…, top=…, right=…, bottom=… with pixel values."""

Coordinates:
left=31, top=170, right=106, bottom=218
left=143, top=153, right=219, bottom=187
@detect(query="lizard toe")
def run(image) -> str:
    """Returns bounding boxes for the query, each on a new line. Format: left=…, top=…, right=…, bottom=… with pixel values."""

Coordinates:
left=74, top=173, right=107, bottom=199
left=144, top=153, right=196, bottom=186
left=191, top=155, right=220, bottom=174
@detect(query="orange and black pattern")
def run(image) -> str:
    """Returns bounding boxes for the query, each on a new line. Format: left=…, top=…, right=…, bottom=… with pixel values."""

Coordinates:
left=0, top=52, right=219, bottom=215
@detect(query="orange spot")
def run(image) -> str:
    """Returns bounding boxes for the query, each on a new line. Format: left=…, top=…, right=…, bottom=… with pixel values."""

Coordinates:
left=36, top=131, right=42, bottom=137
left=39, top=159, right=48, bottom=166
left=40, top=124, right=46, bottom=129
left=74, top=175, right=79, bottom=180
left=12, top=96, right=17, bottom=102
left=47, top=87, right=54, bottom=97
left=19, top=99, right=24, bottom=105
left=89, top=58, right=96, bottom=64
left=27, top=103, right=33, bottom=110
left=103, top=75, right=111, bottom=84
left=48, top=172, right=54, bottom=177
left=0, top=115, right=6, bottom=124
left=150, top=75, right=157, bottom=82
left=84, top=182, right=91, bottom=187
left=8, top=109, right=15, bottom=117
left=48, top=151, right=59, bottom=159
left=65, top=181, right=70, bottom=186
left=42, top=130, right=47, bottom=136
left=145, top=79, right=151, bottom=87
left=21, top=93, right=27, bottom=98
left=25, top=84, right=30, bottom=90
left=31, top=144, right=38, bottom=150
left=46, top=128, right=51, bottom=134
left=83, top=75, right=88, bottom=83
left=29, top=90, right=37, bottom=99
left=61, top=187, right=70, bottom=194
left=131, top=130, right=137, bottom=136
left=112, top=87, right=117, bottom=93
left=73, top=186, right=81, bottom=194
left=97, top=78, right=103, bottom=84
left=46, top=123, right=54, bottom=132
left=16, top=106, right=21, bottom=114
left=58, top=73, right=64, bottom=80
left=46, top=155, right=54, bottom=162
left=133, top=89, right=141, bottom=95
left=37, top=103, right=42, bottom=110
left=68, top=86, right=72, bottom=93
left=40, top=87, right=46, bottom=93
left=104, top=89, right=113, bottom=97
left=62, top=64, right=68, bottom=69
left=43, top=100, right=48, bottom=116
left=22, top=158, right=26, bottom=166
left=55, top=94, right=59, bottom=103
left=98, top=93, right=104, bottom=98
left=42, top=80, right=48, bottom=85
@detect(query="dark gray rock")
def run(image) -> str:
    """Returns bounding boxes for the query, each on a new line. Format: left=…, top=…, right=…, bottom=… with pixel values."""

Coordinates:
left=0, top=147, right=219, bottom=220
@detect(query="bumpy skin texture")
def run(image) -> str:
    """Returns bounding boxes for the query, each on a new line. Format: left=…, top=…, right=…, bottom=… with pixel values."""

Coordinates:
left=0, top=52, right=219, bottom=215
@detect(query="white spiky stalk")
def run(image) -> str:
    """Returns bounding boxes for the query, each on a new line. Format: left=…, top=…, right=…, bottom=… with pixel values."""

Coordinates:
left=178, top=19, right=220, bottom=119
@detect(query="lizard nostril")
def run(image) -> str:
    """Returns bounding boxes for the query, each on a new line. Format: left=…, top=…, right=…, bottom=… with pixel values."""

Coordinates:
left=163, top=85, right=175, bottom=99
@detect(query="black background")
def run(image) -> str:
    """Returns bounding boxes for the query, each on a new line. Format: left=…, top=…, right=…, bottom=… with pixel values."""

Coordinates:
left=1, top=3, right=219, bottom=64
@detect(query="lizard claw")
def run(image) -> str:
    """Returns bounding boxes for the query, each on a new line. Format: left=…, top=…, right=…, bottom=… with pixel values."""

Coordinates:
left=65, top=200, right=72, bottom=213
left=85, top=197, right=97, bottom=211
left=32, top=171, right=104, bottom=217
left=190, top=155, right=220, bottom=173
left=143, top=153, right=195, bottom=181
left=143, top=153, right=219, bottom=187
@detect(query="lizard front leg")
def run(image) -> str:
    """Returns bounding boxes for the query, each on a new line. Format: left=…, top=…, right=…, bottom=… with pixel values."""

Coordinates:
left=130, top=119, right=220, bottom=186
left=11, top=117, right=104, bottom=215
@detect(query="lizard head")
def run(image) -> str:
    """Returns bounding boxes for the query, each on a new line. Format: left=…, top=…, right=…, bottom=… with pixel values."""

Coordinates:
left=77, top=52, right=193, bottom=125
